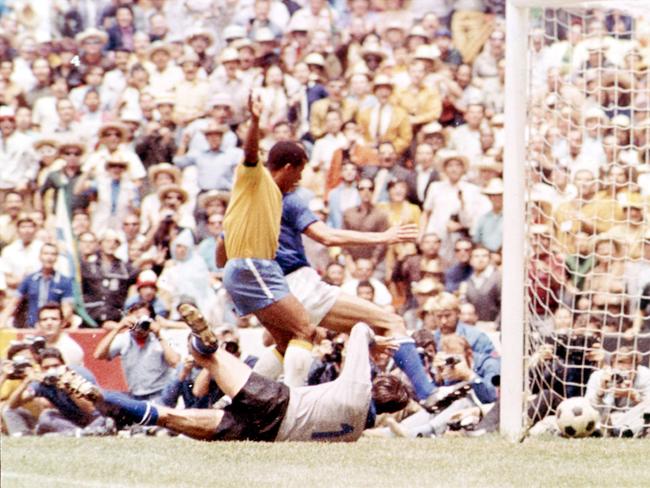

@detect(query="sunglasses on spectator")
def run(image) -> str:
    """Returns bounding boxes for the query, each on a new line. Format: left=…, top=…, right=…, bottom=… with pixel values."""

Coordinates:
left=0, top=116, right=15, bottom=122
left=357, top=185, right=374, bottom=191
left=84, top=39, right=104, bottom=45
left=104, top=131, right=121, bottom=137
left=164, top=194, right=182, bottom=200
left=63, top=150, right=82, bottom=156
left=123, top=222, right=139, bottom=226
left=455, top=246, right=472, bottom=252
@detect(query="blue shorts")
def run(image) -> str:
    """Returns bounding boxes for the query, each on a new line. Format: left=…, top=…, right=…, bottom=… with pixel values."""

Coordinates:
left=224, top=258, right=290, bottom=316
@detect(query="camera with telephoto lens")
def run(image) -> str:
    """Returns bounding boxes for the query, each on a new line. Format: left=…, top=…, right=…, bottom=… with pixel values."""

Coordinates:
left=7, top=356, right=32, bottom=380
left=26, top=335, right=47, bottom=356
left=133, top=316, right=153, bottom=332
left=324, top=340, right=345, bottom=364
left=547, top=331, right=598, bottom=365
left=444, top=354, right=463, bottom=367
left=610, top=369, right=632, bottom=386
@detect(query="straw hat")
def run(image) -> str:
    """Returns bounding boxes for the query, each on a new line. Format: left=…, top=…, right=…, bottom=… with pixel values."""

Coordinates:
left=98, top=122, right=128, bottom=141
left=105, top=152, right=129, bottom=168
left=617, top=192, right=644, bottom=209
left=33, top=137, right=59, bottom=151
left=208, top=94, right=234, bottom=110
left=223, top=24, right=246, bottom=42
left=304, top=52, right=326, bottom=67
left=75, top=28, right=108, bottom=45
left=438, top=150, right=469, bottom=172
left=57, top=136, right=86, bottom=155
left=414, top=44, right=441, bottom=62
left=148, top=41, right=171, bottom=58
left=360, top=44, right=387, bottom=61
left=148, top=162, right=181, bottom=185
left=186, top=28, right=215, bottom=46
left=411, top=277, right=442, bottom=295
left=482, top=178, right=504, bottom=195
left=475, top=156, right=503, bottom=174
left=158, top=184, right=189, bottom=204
left=198, top=190, right=230, bottom=209
left=254, top=27, right=276, bottom=43
left=219, top=47, right=239, bottom=63
left=372, top=74, right=394, bottom=90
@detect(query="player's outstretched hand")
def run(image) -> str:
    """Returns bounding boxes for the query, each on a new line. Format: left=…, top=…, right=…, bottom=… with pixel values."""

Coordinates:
left=385, top=224, right=418, bottom=244
left=372, top=336, right=399, bottom=356
left=248, top=90, right=263, bottom=119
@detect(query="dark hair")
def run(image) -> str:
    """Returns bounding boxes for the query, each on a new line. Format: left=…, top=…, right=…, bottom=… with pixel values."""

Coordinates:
left=38, top=302, right=63, bottom=321
left=412, top=329, right=436, bottom=351
left=126, top=301, right=155, bottom=317
left=357, top=280, right=374, bottom=292
left=40, top=242, right=59, bottom=254
left=372, top=374, right=411, bottom=414
left=266, top=141, right=307, bottom=171
left=39, top=347, right=64, bottom=365
left=7, top=341, right=31, bottom=359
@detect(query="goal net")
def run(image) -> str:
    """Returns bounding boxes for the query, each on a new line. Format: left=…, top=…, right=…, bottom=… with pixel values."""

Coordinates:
left=519, top=2, right=650, bottom=437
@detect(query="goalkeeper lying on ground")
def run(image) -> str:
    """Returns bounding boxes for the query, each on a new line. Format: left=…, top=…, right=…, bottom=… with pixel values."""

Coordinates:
left=62, top=312, right=410, bottom=442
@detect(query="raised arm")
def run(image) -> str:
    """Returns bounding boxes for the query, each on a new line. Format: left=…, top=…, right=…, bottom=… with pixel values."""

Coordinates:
left=243, top=92, right=263, bottom=167
left=303, top=220, right=418, bottom=248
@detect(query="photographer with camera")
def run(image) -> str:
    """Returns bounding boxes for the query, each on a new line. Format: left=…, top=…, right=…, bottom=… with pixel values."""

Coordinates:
left=93, top=301, right=179, bottom=402
left=528, top=312, right=605, bottom=423
left=3, top=347, right=109, bottom=436
left=586, top=347, right=650, bottom=437
left=308, top=331, right=347, bottom=386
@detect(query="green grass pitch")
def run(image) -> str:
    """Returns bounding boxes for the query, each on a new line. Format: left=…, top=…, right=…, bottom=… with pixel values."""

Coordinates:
left=2, top=436, right=650, bottom=487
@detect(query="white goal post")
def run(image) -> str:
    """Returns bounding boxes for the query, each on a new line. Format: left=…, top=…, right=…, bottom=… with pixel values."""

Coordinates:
left=501, top=0, right=648, bottom=440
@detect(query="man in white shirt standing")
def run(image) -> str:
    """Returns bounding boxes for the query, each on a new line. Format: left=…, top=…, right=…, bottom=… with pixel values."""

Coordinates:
left=0, top=107, right=37, bottom=203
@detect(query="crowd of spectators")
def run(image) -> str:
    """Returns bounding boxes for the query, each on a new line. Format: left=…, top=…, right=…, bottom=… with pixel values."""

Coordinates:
left=0, top=0, right=648, bottom=437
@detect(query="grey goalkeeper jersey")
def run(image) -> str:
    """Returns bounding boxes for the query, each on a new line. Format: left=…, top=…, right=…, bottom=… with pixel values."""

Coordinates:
left=275, top=323, right=373, bottom=442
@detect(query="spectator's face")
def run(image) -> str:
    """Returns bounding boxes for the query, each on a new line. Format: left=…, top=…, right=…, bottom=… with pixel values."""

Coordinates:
left=454, top=241, right=472, bottom=264
left=273, top=123, right=292, bottom=141
left=100, top=237, right=120, bottom=256
left=162, top=191, right=184, bottom=210
left=174, top=243, right=189, bottom=261
left=139, top=285, right=157, bottom=301
left=388, top=181, right=407, bottom=202
left=409, top=61, right=426, bottom=85
left=357, top=285, right=374, bottom=302
left=470, top=248, right=490, bottom=272
left=57, top=100, right=75, bottom=123
left=415, top=144, right=434, bottom=166
left=79, top=233, right=97, bottom=256
left=456, top=65, right=471, bottom=87
left=458, top=303, right=478, bottom=325
left=341, top=163, right=357, bottom=183
left=182, top=61, right=199, bottom=79
left=3, top=193, right=23, bottom=217
left=378, top=144, right=396, bottom=167
left=434, top=308, right=459, bottom=334
left=116, top=8, right=134, bottom=28
left=266, top=65, right=283, bottom=86
left=238, top=47, right=255, bottom=70
left=37, top=309, right=63, bottom=341
left=355, top=259, right=374, bottom=280
left=553, top=308, right=573, bottom=330
left=465, top=105, right=484, bottom=127
left=17, top=221, right=36, bottom=243
left=0, top=114, right=15, bottom=137
left=0, top=60, right=13, bottom=81
left=325, top=111, right=342, bottom=134
left=39, top=245, right=58, bottom=269
left=374, top=85, right=392, bottom=104
left=128, top=241, right=144, bottom=262
left=83, top=37, right=104, bottom=55
left=40, top=357, right=64, bottom=371
left=210, top=105, right=230, bottom=122
left=32, top=59, right=51, bottom=83
left=115, top=50, right=130, bottom=70
left=420, top=235, right=441, bottom=256
left=103, top=130, right=122, bottom=150
left=84, top=91, right=101, bottom=111
left=107, top=163, right=126, bottom=180
left=152, top=50, right=170, bottom=70
left=207, top=214, right=224, bottom=237
left=325, top=264, right=344, bottom=286
left=349, top=74, right=369, bottom=96
left=61, top=145, right=83, bottom=170
left=254, top=0, right=270, bottom=19
left=357, top=179, right=374, bottom=203
left=443, top=159, right=465, bottom=182
left=574, top=171, right=595, bottom=198
left=122, top=216, right=140, bottom=238
left=205, top=131, right=224, bottom=150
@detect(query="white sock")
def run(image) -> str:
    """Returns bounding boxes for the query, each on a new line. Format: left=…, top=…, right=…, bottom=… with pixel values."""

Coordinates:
left=283, top=340, right=313, bottom=387
left=252, top=346, right=284, bottom=381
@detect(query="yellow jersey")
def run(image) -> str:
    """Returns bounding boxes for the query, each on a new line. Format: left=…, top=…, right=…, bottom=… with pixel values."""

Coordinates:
left=223, top=162, right=282, bottom=260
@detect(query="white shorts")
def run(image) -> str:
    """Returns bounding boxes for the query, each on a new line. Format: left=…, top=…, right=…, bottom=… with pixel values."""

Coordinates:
left=285, top=267, right=340, bottom=326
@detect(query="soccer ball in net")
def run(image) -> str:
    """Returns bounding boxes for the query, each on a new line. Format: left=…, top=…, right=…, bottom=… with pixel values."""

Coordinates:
left=556, top=397, right=600, bottom=438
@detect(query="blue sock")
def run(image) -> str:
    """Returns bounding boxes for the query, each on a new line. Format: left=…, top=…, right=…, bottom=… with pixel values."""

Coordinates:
left=191, top=335, right=218, bottom=355
left=393, top=340, right=435, bottom=400
left=103, top=391, right=159, bottom=426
